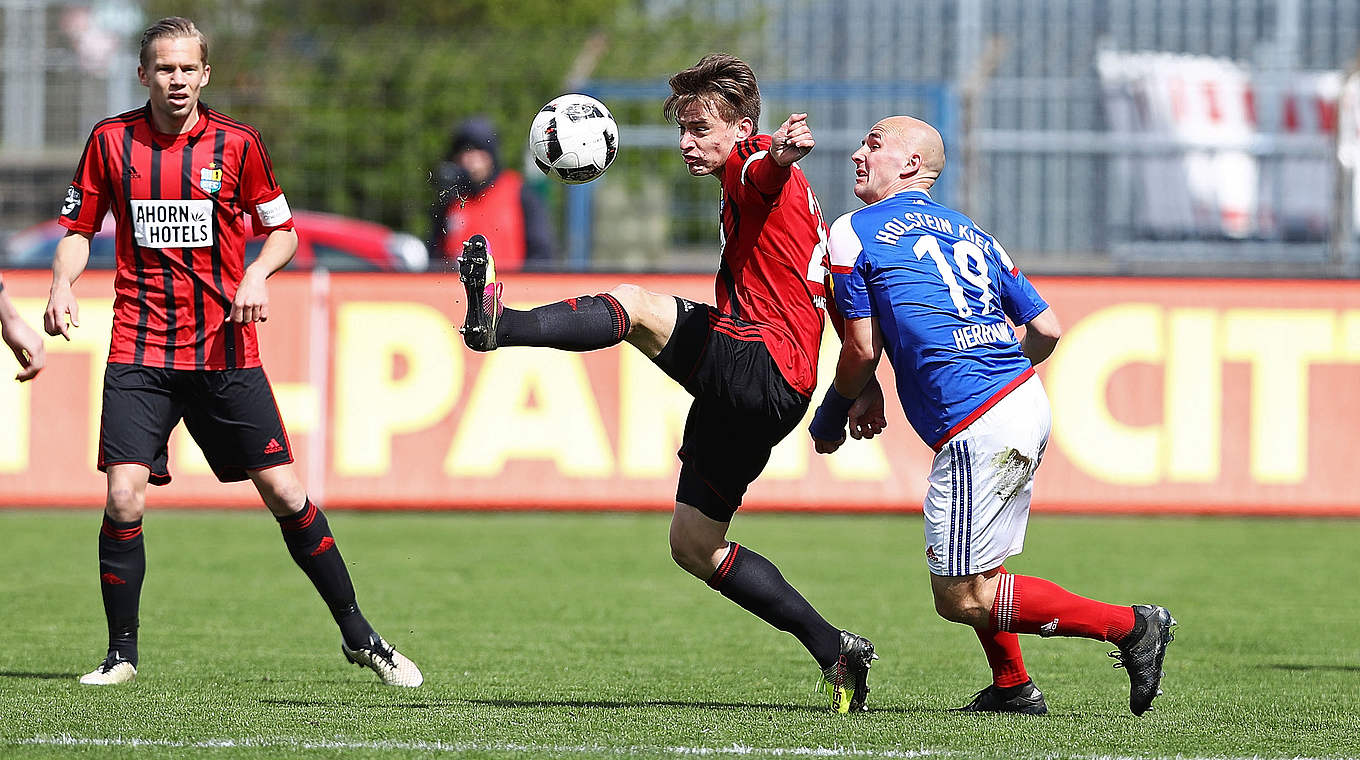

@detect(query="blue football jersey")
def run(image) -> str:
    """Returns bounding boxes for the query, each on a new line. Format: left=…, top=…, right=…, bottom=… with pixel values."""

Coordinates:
left=827, top=189, right=1047, bottom=449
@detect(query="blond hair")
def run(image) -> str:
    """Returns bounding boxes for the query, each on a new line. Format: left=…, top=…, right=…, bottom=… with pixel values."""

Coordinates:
left=139, top=17, right=208, bottom=68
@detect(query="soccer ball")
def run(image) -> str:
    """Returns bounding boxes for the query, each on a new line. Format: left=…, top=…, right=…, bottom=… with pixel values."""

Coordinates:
left=528, top=94, right=619, bottom=185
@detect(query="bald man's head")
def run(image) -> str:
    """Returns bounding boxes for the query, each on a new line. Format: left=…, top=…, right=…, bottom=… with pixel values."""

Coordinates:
left=852, top=116, right=946, bottom=203
left=872, top=116, right=945, bottom=178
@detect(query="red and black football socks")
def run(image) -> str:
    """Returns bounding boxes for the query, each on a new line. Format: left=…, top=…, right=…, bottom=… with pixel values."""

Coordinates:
left=276, top=499, right=376, bottom=650
left=98, top=515, right=145, bottom=665
left=707, top=542, right=842, bottom=669
left=992, top=570, right=1136, bottom=642
left=495, top=293, right=630, bottom=351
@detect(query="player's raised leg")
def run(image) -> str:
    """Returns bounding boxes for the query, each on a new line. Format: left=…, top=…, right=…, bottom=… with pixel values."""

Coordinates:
left=81, top=463, right=151, bottom=685
left=457, top=234, right=676, bottom=355
left=251, top=465, right=423, bottom=687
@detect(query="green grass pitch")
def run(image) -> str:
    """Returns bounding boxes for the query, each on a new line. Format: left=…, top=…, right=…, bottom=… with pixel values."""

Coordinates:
left=2, top=510, right=1357, bottom=759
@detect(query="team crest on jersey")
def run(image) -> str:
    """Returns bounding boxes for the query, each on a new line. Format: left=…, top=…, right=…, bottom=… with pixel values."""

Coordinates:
left=199, top=163, right=223, bottom=194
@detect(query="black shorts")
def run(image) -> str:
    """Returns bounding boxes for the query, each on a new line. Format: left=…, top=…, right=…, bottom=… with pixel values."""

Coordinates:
left=651, top=299, right=810, bottom=522
left=99, top=364, right=293, bottom=485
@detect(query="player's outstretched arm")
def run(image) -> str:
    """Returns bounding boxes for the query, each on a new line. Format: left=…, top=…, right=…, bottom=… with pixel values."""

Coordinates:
left=1019, top=307, right=1062, bottom=365
left=770, top=112, right=814, bottom=167
left=44, top=231, right=90, bottom=340
left=230, top=228, right=298, bottom=324
left=0, top=276, right=45, bottom=382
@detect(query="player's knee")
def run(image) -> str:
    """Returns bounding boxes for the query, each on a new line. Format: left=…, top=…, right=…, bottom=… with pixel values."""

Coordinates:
left=253, top=472, right=307, bottom=515
left=608, top=284, right=666, bottom=324
left=932, top=594, right=965, bottom=623
left=105, top=486, right=144, bottom=521
left=668, top=537, right=699, bottom=574
left=606, top=282, right=644, bottom=300
left=604, top=283, right=641, bottom=311
left=269, top=484, right=307, bottom=514
left=668, top=542, right=688, bottom=572
left=667, top=534, right=710, bottom=578
left=932, top=585, right=985, bottom=624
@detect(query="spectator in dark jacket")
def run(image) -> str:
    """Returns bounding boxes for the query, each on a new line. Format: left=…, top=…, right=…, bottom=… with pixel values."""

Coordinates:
left=429, top=117, right=555, bottom=270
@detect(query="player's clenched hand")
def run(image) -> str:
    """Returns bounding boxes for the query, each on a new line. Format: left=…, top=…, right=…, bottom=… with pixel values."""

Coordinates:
left=812, top=434, right=845, bottom=455
left=2, top=317, right=45, bottom=382
left=809, top=385, right=853, bottom=454
left=770, top=113, right=814, bottom=167
left=229, top=270, right=270, bottom=324
left=43, top=283, right=80, bottom=340
left=848, top=380, right=887, bottom=440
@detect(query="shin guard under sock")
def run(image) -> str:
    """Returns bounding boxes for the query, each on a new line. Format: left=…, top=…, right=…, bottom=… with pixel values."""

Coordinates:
left=98, top=516, right=145, bottom=665
left=276, top=500, right=375, bottom=649
left=992, top=570, right=1136, bottom=642
left=496, top=293, right=630, bottom=350
left=707, top=542, right=841, bottom=669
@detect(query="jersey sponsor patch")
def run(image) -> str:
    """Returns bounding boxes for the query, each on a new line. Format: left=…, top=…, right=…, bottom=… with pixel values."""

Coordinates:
left=255, top=193, right=292, bottom=228
left=61, top=186, right=82, bottom=220
left=130, top=199, right=214, bottom=248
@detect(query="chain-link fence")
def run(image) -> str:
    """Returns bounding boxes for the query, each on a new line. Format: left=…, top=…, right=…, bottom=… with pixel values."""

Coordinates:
left=4, top=0, right=1359, bottom=274
left=591, top=0, right=1360, bottom=275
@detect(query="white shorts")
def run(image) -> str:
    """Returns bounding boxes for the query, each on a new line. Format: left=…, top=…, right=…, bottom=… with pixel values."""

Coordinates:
left=923, top=375, right=1051, bottom=577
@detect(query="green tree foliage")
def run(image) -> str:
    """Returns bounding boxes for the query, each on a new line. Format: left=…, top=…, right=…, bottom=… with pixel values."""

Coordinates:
left=140, top=0, right=746, bottom=240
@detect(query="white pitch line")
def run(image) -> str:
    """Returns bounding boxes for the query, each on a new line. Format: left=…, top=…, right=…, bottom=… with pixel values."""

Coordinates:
left=16, top=735, right=936, bottom=758
left=14, top=737, right=1356, bottom=760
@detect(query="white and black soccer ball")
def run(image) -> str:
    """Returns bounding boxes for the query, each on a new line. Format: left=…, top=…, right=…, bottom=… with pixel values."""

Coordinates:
left=528, top=94, right=619, bottom=185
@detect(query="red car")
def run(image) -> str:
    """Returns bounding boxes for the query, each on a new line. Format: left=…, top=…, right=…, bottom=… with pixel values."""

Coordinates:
left=3, top=210, right=428, bottom=272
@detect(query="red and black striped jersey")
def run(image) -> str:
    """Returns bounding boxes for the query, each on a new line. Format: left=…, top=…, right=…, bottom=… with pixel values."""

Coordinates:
left=59, top=102, right=295, bottom=370
left=716, top=134, right=829, bottom=396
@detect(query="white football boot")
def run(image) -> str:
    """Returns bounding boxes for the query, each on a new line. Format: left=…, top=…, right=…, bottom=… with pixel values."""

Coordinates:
left=341, top=634, right=423, bottom=687
left=79, top=653, right=137, bottom=685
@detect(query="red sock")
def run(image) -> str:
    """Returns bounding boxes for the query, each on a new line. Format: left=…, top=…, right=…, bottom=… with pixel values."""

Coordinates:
left=975, top=627, right=1029, bottom=688
left=992, top=571, right=1136, bottom=642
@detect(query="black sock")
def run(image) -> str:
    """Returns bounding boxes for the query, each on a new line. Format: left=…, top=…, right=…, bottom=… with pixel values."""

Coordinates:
left=276, top=500, right=375, bottom=649
left=707, top=542, right=841, bottom=669
left=496, top=293, right=630, bottom=351
left=98, top=516, right=145, bottom=666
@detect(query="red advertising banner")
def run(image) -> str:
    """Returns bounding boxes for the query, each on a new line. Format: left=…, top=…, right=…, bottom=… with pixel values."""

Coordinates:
left=3, top=271, right=1358, bottom=515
